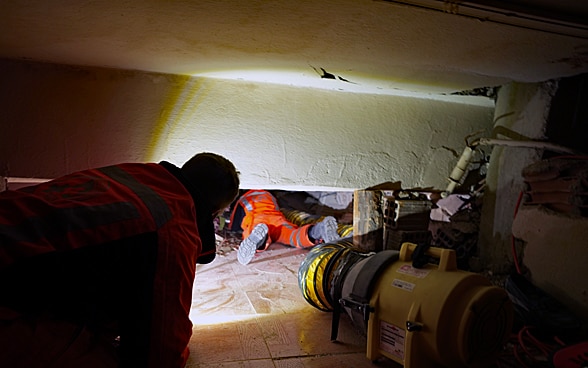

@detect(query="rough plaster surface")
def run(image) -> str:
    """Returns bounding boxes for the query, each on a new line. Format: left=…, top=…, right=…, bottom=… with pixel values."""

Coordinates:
left=478, top=82, right=554, bottom=270
left=512, top=206, right=588, bottom=321
left=0, top=59, right=494, bottom=191
left=1, top=1, right=587, bottom=94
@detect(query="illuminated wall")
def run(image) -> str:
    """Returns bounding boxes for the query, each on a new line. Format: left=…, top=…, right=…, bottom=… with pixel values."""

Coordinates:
left=0, top=59, right=494, bottom=191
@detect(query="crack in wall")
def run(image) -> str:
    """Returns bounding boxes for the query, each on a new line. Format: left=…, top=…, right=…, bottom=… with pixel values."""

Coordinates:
left=309, top=65, right=356, bottom=84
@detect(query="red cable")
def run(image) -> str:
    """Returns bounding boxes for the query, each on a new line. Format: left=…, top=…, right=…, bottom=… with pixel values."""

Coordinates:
left=511, top=326, right=567, bottom=367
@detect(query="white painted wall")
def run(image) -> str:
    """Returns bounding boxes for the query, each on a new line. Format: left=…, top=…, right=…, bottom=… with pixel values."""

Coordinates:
left=478, top=82, right=555, bottom=269
left=0, top=59, right=494, bottom=191
left=513, top=206, right=588, bottom=321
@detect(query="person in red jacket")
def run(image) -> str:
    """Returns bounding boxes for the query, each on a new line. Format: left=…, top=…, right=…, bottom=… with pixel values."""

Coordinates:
left=229, top=189, right=340, bottom=265
left=0, top=152, right=240, bottom=368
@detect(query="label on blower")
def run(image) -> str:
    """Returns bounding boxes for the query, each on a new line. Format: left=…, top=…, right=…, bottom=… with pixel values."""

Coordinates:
left=392, top=279, right=415, bottom=292
left=380, top=320, right=406, bottom=360
left=397, top=264, right=431, bottom=278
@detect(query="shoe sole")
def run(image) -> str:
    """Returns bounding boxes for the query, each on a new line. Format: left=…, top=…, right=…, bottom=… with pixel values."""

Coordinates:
left=321, top=216, right=339, bottom=243
left=238, top=223, right=268, bottom=265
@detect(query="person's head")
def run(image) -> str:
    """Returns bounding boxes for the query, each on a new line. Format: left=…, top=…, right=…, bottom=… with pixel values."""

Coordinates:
left=181, top=152, right=240, bottom=215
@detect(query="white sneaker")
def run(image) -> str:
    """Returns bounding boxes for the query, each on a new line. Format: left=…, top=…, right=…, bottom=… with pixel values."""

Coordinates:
left=238, top=223, right=268, bottom=265
left=310, top=216, right=339, bottom=243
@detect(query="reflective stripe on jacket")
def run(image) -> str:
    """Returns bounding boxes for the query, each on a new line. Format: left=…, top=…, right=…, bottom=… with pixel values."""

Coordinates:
left=230, top=189, right=314, bottom=249
left=0, top=163, right=200, bottom=368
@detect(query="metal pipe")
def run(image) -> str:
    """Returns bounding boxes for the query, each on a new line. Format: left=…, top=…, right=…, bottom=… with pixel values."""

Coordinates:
left=474, top=138, right=578, bottom=154
left=444, top=137, right=581, bottom=195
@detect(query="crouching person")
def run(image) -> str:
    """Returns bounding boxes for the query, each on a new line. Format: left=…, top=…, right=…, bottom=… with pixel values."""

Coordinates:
left=0, top=152, right=240, bottom=368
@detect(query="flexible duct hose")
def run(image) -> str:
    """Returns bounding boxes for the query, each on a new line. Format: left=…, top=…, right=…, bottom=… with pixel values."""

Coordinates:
left=297, top=239, right=371, bottom=312
left=281, top=208, right=354, bottom=238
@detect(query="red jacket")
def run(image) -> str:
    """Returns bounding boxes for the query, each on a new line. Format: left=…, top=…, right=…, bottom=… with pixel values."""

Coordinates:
left=0, top=162, right=207, bottom=368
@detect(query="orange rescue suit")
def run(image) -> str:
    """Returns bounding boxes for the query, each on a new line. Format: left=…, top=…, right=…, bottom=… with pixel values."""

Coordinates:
left=230, top=190, right=315, bottom=250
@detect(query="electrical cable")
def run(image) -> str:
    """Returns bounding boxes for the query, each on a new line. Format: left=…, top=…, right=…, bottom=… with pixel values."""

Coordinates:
left=511, top=190, right=524, bottom=274
left=498, top=326, right=569, bottom=367
left=502, top=155, right=588, bottom=366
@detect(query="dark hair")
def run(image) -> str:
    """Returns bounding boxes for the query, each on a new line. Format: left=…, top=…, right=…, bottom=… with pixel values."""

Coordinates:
left=181, top=152, right=240, bottom=213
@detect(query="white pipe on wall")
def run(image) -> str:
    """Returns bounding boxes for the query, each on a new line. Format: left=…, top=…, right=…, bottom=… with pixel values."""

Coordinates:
left=444, top=136, right=580, bottom=195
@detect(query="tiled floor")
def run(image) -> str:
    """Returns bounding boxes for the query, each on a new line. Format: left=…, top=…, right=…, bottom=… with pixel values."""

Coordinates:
left=185, top=242, right=397, bottom=368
